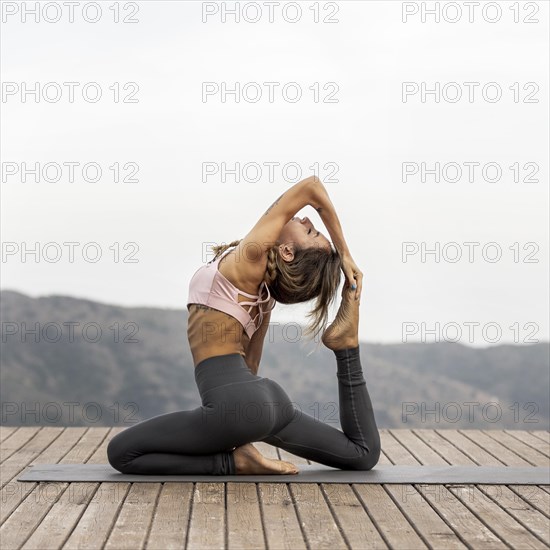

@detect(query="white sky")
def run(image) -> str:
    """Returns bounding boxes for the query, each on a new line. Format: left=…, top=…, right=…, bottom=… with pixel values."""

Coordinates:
left=1, top=0, right=549, bottom=346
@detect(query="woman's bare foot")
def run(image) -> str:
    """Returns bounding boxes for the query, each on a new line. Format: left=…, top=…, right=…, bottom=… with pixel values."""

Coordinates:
left=232, top=443, right=299, bottom=475
left=321, top=286, right=360, bottom=351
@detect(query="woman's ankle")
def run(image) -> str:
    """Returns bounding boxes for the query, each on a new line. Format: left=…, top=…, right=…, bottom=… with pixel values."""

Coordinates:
left=333, top=344, right=360, bottom=359
left=334, top=345, right=363, bottom=378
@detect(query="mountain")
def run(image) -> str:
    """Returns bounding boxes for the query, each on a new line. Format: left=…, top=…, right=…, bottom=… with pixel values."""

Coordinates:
left=1, top=290, right=548, bottom=430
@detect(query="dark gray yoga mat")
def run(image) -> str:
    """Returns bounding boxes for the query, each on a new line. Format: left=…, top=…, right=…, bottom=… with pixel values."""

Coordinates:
left=17, top=464, right=550, bottom=484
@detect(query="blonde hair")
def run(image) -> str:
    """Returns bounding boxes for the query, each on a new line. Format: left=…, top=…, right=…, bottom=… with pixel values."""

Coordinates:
left=210, top=239, right=343, bottom=345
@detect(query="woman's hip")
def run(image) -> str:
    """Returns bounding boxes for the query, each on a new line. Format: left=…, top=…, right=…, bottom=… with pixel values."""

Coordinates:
left=194, top=353, right=258, bottom=394
left=194, top=353, right=296, bottom=435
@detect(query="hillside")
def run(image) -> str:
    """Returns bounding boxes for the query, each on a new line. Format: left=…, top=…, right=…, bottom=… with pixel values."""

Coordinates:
left=1, top=290, right=548, bottom=430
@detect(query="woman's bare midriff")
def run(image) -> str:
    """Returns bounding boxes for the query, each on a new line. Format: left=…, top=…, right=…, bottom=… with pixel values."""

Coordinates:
left=187, top=304, right=252, bottom=367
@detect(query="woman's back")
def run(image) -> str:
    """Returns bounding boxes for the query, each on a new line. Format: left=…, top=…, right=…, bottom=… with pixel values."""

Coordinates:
left=187, top=248, right=274, bottom=367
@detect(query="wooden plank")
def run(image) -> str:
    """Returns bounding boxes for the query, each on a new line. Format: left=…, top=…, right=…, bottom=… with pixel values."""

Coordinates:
left=457, top=429, right=531, bottom=466
left=434, top=429, right=501, bottom=465
left=1, top=428, right=65, bottom=481
left=254, top=442, right=307, bottom=550
left=0, top=427, right=69, bottom=525
left=468, top=434, right=550, bottom=523
left=504, top=430, right=550, bottom=459
left=336, top=432, right=429, bottom=550
left=439, top=425, right=550, bottom=521
left=426, top=430, right=550, bottom=546
left=98, top=428, right=161, bottom=550
left=391, top=429, right=508, bottom=547
left=2, top=427, right=97, bottom=548
left=453, top=430, right=550, bottom=518
left=222, top=437, right=272, bottom=550
left=475, top=485, right=549, bottom=544
left=297, top=434, right=390, bottom=550
left=382, top=431, right=466, bottom=549
left=412, top=429, right=474, bottom=465
left=448, top=485, right=547, bottom=548
left=302, top=432, right=389, bottom=550
left=0, top=427, right=42, bottom=464
left=104, top=482, right=162, bottom=550
left=3, top=427, right=544, bottom=550
left=226, top=481, right=266, bottom=549
left=145, top=483, right=193, bottom=550
left=17, top=427, right=117, bottom=550
left=380, top=429, right=416, bottom=464
left=388, top=429, right=446, bottom=465
left=481, top=430, right=550, bottom=467
left=257, top=480, right=307, bottom=550
left=324, top=483, right=389, bottom=550
left=187, top=482, right=225, bottom=549
left=445, top=484, right=547, bottom=549
left=278, top=448, right=348, bottom=549
left=0, top=428, right=86, bottom=543
left=390, top=429, right=507, bottom=549
left=0, top=426, right=18, bottom=443
left=383, top=431, right=457, bottom=542
left=354, top=484, right=429, bottom=549
left=62, top=427, right=131, bottom=550
left=528, top=431, right=550, bottom=444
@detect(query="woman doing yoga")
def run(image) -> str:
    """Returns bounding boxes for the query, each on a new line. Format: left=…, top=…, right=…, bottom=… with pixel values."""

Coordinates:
left=107, top=176, right=381, bottom=475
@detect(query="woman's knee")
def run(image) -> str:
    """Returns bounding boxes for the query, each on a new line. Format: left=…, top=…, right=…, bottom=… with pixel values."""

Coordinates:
left=107, top=432, right=131, bottom=473
left=349, top=440, right=381, bottom=471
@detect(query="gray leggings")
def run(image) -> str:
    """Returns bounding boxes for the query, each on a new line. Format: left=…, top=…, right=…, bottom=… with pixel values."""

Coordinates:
left=107, top=346, right=381, bottom=475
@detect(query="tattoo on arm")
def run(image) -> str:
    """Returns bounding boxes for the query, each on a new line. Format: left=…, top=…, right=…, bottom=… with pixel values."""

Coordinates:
left=264, top=193, right=284, bottom=216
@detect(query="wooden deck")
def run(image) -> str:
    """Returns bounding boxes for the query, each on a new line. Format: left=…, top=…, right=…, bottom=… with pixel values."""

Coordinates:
left=0, top=427, right=548, bottom=549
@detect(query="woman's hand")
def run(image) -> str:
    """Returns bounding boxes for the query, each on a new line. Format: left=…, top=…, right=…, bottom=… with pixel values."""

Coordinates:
left=341, top=253, right=363, bottom=300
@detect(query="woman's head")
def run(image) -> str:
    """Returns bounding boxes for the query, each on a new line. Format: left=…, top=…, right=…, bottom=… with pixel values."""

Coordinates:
left=265, top=216, right=342, bottom=341
left=210, top=216, right=343, bottom=342
left=277, top=216, right=332, bottom=255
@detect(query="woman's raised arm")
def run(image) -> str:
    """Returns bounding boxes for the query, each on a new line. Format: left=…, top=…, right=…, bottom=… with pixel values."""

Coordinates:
left=234, top=175, right=361, bottom=295
left=239, top=176, right=349, bottom=257
left=307, top=178, right=350, bottom=258
left=237, top=176, right=317, bottom=259
left=307, top=179, right=363, bottom=298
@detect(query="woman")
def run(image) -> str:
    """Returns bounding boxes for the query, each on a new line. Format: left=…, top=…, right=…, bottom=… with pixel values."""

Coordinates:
left=107, top=175, right=381, bottom=475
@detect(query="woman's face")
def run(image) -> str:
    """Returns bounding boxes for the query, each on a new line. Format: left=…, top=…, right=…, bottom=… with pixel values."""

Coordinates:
left=278, top=216, right=332, bottom=252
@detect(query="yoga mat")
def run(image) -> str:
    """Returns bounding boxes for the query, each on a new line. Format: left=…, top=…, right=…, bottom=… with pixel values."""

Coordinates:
left=17, top=464, right=550, bottom=484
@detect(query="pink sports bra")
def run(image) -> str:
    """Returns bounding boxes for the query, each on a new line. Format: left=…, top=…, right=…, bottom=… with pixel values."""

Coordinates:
left=186, top=248, right=276, bottom=339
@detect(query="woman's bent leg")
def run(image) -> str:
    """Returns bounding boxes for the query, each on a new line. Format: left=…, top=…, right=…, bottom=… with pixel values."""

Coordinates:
left=260, top=345, right=381, bottom=470
left=107, top=406, right=237, bottom=475
left=107, top=353, right=293, bottom=475
left=107, top=354, right=280, bottom=476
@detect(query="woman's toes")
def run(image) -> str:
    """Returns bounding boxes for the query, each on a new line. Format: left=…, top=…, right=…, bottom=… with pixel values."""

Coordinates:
left=233, top=443, right=299, bottom=475
left=279, top=460, right=299, bottom=474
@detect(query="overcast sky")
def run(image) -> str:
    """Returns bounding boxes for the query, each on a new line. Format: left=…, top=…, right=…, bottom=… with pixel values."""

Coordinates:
left=1, top=0, right=548, bottom=347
